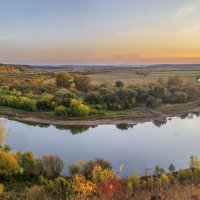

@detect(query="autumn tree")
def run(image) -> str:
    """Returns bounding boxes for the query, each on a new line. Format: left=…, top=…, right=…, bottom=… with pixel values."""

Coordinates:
left=56, top=72, right=71, bottom=88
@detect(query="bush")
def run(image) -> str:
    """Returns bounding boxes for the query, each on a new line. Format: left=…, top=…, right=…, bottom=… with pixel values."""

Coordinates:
left=0, top=95, right=36, bottom=111
left=36, top=99, right=55, bottom=110
left=69, top=99, right=90, bottom=117
left=160, top=174, right=169, bottom=188
left=146, top=96, right=162, bottom=108
left=92, top=164, right=116, bottom=184
left=0, top=150, right=20, bottom=178
left=35, top=155, right=64, bottom=178
left=177, top=169, right=193, bottom=182
left=68, top=160, right=84, bottom=176
left=73, top=75, right=91, bottom=92
left=82, top=158, right=112, bottom=180
left=42, top=177, right=69, bottom=199
left=71, top=174, right=95, bottom=198
left=19, top=151, right=36, bottom=176
left=127, top=174, right=141, bottom=193
left=56, top=72, right=71, bottom=88
left=55, top=106, right=68, bottom=117
left=97, top=179, right=125, bottom=198
left=25, top=185, right=46, bottom=200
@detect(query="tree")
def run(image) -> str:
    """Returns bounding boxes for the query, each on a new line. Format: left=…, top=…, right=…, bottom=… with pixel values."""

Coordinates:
left=167, top=76, right=184, bottom=87
left=69, top=99, right=90, bottom=117
left=115, top=81, right=124, bottom=88
left=35, top=155, right=64, bottom=178
left=168, top=163, right=175, bottom=173
left=56, top=72, right=71, bottom=88
left=154, top=165, right=165, bottom=176
left=73, top=75, right=91, bottom=92
left=20, top=151, right=36, bottom=176
left=0, top=150, right=20, bottom=178
left=55, top=105, right=68, bottom=117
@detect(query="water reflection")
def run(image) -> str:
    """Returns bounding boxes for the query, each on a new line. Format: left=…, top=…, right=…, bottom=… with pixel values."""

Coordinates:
left=115, top=124, right=134, bottom=131
left=2, top=111, right=200, bottom=176
left=153, top=119, right=167, bottom=127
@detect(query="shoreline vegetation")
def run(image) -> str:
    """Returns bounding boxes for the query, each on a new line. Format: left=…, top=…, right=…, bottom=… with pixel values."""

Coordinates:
left=1, top=122, right=200, bottom=199
left=0, top=101, right=200, bottom=126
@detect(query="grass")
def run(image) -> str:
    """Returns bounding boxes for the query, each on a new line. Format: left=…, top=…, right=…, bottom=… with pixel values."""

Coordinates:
left=87, top=69, right=200, bottom=86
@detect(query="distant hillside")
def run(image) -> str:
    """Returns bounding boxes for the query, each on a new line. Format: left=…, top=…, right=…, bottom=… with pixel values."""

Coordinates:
left=30, top=64, right=200, bottom=72
left=0, top=64, right=31, bottom=73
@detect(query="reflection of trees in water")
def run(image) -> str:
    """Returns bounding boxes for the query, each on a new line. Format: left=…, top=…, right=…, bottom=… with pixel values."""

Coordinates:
left=153, top=119, right=167, bottom=127
left=55, top=125, right=97, bottom=135
left=19, top=120, right=96, bottom=135
left=19, top=121, right=50, bottom=128
left=116, top=124, right=134, bottom=131
left=180, top=112, right=200, bottom=120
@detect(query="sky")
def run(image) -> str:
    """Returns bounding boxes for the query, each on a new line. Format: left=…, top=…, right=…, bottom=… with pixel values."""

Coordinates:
left=1, top=0, right=200, bottom=65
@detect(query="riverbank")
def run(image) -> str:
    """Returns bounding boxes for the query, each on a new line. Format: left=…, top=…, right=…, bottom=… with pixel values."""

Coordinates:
left=0, top=100, right=200, bottom=126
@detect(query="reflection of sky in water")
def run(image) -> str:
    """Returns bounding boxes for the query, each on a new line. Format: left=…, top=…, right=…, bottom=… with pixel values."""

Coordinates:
left=2, top=115, right=200, bottom=177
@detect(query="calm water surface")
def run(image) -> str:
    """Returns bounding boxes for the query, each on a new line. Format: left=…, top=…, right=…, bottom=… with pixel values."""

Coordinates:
left=2, top=113, right=200, bottom=176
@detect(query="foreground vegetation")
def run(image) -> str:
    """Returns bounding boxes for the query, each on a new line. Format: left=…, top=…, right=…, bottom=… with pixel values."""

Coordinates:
left=1, top=123, right=200, bottom=199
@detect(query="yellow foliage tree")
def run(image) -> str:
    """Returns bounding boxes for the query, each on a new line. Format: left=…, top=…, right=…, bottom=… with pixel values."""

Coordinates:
left=0, top=150, right=20, bottom=178
left=71, top=174, right=95, bottom=198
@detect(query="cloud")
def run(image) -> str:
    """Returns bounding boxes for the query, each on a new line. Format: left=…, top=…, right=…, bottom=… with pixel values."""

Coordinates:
left=179, top=24, right=200, bottom=34
left=0, top=32, right=27, bottom=41
left=176, top=1, right=199, bottom=16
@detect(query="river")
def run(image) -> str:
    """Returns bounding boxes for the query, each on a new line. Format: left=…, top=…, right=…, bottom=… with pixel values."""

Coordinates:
left=1, top=112, right=200, bottom=177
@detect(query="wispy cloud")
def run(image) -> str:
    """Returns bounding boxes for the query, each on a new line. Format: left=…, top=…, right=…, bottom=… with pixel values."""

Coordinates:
left=176, top=0, right=199, bottom=16
left=179, top=24, right=200, bottom=34
left=0, top=32, right=27, bottom=41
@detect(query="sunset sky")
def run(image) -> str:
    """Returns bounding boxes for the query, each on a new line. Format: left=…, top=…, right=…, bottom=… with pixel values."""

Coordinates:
left=1, top=0, right=200, bottom=65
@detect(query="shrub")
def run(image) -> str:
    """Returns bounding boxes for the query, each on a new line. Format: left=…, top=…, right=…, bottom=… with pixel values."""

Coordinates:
left=43, top=177, right=69, bottom=199
left=25, top=185, right=46, bottom=200
left=55, top=106, right=68, bottom=117
left=126, top=174, right=141, bottom=193
left=69, top=99, right=90, bottom=117
left=71, top=174, right=95, bottom=198
left=35, top=155, right=64, bottom=178
left=146, top=96, right=162, bottom=108
left=115, top=81, right=124, bottom=88
left=56, top=72, right=71, bottom=88
left=92, top=164, right=116, bottom=184
left=147, top=177, right=155, bottom=190
left=36, top=99, right=55, bottom=110
left=82, top=158, right=112, bottom=180
left=0, top=150, right=20, bottom=178
left=167, top=76, right=183, bottom=87
left=68, top=160, right=84, bottom=176
left=97, top=179, right=125, bottom=198
left=177, top=169, right=193, bottom=182
left=160, top=174, right=169, bottom=188
left=20, top=151, right=36, bottom=176
left=73, top=75, right=91, bottom=92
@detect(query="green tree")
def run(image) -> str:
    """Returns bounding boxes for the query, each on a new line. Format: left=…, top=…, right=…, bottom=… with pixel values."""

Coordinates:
left=20, top=151, right=36, bottom=176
